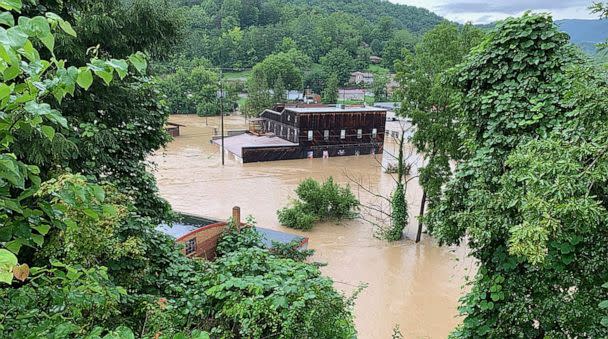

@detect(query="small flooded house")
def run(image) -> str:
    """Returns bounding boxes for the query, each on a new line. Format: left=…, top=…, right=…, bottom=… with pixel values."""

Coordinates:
left=215, top=104, right=387, bottom=163
left=165, top=122, right=184, bottom=137
left=159, top=207, right=308, bottom=260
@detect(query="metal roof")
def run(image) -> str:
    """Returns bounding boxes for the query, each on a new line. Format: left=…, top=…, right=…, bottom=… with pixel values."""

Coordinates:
left=285, top=106, right=387, bottom=114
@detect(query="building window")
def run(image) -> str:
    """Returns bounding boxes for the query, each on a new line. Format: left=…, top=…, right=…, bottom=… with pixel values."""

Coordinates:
left=185, top=238, right=196, bottom=255
left=340, top=129, right=346, bottom=139
left=372, top=128, right=377, bottom=138
left=308, top=130, right=313, bottom=141
left=324, top=130, right=329, bottom=141
left=357, top=129, right=362, bottom=139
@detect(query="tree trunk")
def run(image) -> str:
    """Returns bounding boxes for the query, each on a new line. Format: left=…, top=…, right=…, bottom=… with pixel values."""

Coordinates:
left=416, top=190, right=426, bottom=243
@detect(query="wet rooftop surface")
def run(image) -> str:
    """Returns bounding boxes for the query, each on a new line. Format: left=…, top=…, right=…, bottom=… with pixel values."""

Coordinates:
left=158, top=212, right=305, bottom=247
left=212, top=133, right=297, bottom=157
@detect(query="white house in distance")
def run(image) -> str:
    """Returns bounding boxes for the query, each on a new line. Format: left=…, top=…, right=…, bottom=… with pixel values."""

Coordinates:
left=349, top=72, right=375, bottom=85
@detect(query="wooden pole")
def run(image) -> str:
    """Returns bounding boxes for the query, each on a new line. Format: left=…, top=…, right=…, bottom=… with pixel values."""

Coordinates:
left=416, top=190, right=426, bottom=243
left=232, top=206, right=241, bottom=230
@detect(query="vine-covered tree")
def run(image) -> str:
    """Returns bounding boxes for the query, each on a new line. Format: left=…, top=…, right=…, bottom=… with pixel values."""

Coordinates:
left=427, top=14, right=608, bottom=337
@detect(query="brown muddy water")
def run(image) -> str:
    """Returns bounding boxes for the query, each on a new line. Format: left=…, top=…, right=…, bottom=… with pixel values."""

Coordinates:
left=150, top=114, right=475, bottom=339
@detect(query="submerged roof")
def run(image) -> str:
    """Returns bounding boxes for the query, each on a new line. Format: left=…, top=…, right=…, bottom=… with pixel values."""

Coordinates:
left=158, top=213, right=220, bottom=238
left=285, top=106, right=387, bottom=114
left=213, top=133, right=297, bottom=158
left=158, top=212, right=306, bottom=249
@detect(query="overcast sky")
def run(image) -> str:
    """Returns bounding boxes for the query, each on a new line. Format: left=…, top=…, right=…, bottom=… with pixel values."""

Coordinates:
left=390, top=0, right=597, bottom=24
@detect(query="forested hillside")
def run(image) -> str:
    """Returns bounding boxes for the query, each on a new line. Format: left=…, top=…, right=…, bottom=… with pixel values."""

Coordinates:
left=172, top=0, right=444, bottom=69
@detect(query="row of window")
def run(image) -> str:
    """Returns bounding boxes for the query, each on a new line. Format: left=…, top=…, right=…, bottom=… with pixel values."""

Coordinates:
left=307, top=128, right=378, bottom=141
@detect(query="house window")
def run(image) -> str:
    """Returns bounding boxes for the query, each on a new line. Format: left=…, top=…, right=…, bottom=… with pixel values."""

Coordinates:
left=340, top=129, right=346, bottom=139
left=324, top=130, right=330, bottom=141
left=308, top=130, right=313, bottom=141
left=372, top=128, right=377, bottom=138
left=185, top=238, right=196, bottom=255
left=357, top=129, right=362, bottom=139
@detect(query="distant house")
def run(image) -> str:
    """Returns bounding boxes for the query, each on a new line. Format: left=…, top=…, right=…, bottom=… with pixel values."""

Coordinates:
left=370, top=55, right=382, bottom=64
left=214, top=104, right=387, bottom=163
left=386, top=74, right=399, bottom=96
left=349, top=72, right=374, bottom=85
left=338, top=88, right=366, bottom=101
left=286, top=90, right=304, bottom=101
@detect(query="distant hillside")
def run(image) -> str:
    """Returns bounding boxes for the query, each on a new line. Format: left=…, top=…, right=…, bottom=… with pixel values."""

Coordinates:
left=555, top=19, right=608, bottom=54
left=172, top=0, right=445, bottom=69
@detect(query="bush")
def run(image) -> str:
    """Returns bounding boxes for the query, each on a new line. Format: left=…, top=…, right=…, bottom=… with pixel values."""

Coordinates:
left=215, top=216, right=264, bottom=256
left=277, top=203, right=318, bottom=230
left=278, top=177, right=359, bottom=230
left=204, top=247, right=358, bottom=338
left=269, top=240, right=315, bottom=262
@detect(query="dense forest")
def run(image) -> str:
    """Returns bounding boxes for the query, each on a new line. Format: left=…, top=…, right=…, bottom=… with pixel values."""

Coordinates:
left=172, top=0, right=443, bottom=68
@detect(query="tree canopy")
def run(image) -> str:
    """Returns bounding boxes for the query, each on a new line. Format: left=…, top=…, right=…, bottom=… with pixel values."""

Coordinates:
left=423, top=14, right=608, bottom=337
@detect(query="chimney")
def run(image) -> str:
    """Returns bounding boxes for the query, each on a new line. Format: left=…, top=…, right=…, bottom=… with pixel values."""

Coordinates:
left=232, top=206, right=241, bottom=229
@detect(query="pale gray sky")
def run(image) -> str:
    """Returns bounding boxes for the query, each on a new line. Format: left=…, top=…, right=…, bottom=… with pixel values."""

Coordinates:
left=390, top=0, right=597, bottom=24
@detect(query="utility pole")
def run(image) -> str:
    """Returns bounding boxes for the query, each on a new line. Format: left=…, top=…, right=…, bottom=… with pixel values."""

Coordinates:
left=220, top=69, right=225, bottom=166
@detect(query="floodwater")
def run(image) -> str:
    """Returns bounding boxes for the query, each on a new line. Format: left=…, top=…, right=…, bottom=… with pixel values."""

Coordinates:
left=150, top=114, right=475, bottom=339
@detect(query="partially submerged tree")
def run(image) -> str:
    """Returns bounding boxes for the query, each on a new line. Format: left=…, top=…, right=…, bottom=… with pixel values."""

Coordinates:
left=396, top=22, right=484, bottom=242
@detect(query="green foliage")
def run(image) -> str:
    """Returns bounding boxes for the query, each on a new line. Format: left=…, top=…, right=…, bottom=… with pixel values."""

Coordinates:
left=321, top=73, right=339, bottom=104
left=242, top=72, right=273, bottom=118
left=269, top=240, right=315, bottom=262
left=215, top=217, right=264, bottom=256
left=320, top=48, right=355, bottom=84
left=173, top=0, right=442, bottom=68
left=396, top=22, right=484, bottom=207
left=277, top=202, right=318, bottom=230
left=203, top=247, right=357, bottom=338
left=157, top=64, right=237, bottom=115
left=425, top=14, right=608, bottom=337
left=251, top=48, right=309, bottom=90
left=278, top=177, right=359, bottom=230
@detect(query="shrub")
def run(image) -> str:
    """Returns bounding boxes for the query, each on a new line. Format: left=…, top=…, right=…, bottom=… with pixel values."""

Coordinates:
left=215, top=216, right=263, bottom=256
left=203, top=247, right=358, bottom=338
left=277, top=203, right=318, bottom=230
left=270, top=240, right=315, bottom=262
left=278, top=177, right=359, bottom=230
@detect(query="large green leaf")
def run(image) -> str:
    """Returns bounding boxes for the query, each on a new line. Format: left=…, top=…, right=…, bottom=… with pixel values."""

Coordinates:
left=0, top=248, right=17, bottom=284
left=0, top=0, right=22, bottom=12
left=76, top=67, right=93, bottom=90
left=40, top=125, right=55, bottom=140
left=0, top=156, right=24, bottom=188
left=0, top=11, right=14, bottom=26
left=128, top=52, right=147, bottom=74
